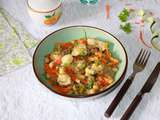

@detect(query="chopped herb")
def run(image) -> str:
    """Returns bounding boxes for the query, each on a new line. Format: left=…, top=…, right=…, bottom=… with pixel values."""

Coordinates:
left=52, top=12, right=55, bottom=16
left=80, top=51, right=87, bottom=56
left=120, top=23, right=132, bottom=33
left=86, top=79, right=94, bottom=89
left=74, top=42, right=79, bottom=46
left=72, top=62, right=77, bottom=67
left=45, top=15, right=52, bottom=19
left=119, top=8, right=130, bottom=22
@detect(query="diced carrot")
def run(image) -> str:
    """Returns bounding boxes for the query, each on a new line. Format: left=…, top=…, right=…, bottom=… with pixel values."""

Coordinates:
left=71, top=75, right=77, bottom=81
left=95, top=52, right=102, bottom=58
left=65, top=66, right=75, bottom=75
left=60, top=42, right=73, bottom=49
left=109, top=57, right=119, bottom=66
left=44, top=63, right=57, bottom=77
left=65, top=66, right=77, bottom=81
left=77, top=39, right=87, bottom=45
left=53, top=85, right=71, bottom=94
left=54, top=56, right=62, bottom=65
left=47, top=79, right=56, bottom=85
left=101, top=58, right=107, bottom=64
left=97, top=75, right=109, bottom=87
left=100, top=79, right=108, bottom=87
left=81, top=79, right=88, bottom=85
left=105, top=50, right=111, bottom=60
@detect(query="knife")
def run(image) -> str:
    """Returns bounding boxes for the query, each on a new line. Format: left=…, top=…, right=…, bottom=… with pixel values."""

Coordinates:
left=121, top=62, right=160, bottom=120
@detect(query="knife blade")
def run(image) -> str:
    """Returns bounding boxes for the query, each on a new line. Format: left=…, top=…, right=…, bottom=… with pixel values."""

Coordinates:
left=140, top=62, right=160, bottom=93
left=121, top=62, right=160, bottom=120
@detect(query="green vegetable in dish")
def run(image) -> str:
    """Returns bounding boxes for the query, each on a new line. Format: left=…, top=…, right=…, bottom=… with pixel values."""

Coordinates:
left=86, top=76, right=94, bottom=89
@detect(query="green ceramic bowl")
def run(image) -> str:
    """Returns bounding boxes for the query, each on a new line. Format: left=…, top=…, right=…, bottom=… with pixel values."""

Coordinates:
left=33, top=26, right=128, bottom=98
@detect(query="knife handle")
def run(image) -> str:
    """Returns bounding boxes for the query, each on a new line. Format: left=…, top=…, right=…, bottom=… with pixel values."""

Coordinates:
left=121, top=93, right=143, bottom=120
left=105, top=77, right=134, bottom=117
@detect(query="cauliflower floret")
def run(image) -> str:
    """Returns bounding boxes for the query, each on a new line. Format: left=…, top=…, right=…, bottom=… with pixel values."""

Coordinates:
left=93, top=83, right=99, bottom=90
left=49, top=61, right=54, bottom=68
left=87, top=38, right=108, bottom=51
left=50, top=53, right=59, bottom=60
left=59, top=67, right=65, bottom=74
left=61, top=54, right=73, bottom=66
left=87, top=38, right=97, bottom=45
left=76, top=60, right=86, bottom=69
left=91, top=63, right=104, bottom=73
left=87, top=89, right=96, bottom=94
left=85, top=66, right=95, bottom=76
left=85, top=63, right=104, bottom=76
left=97, top=41, right=108, bottom=51
left=57, top=74, right=71, bottom=86
left=72, top=44, right=87, bottom=56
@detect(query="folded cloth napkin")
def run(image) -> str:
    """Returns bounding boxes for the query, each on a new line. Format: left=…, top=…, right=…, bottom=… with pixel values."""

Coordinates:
left=0, top=8, right=38, bottom=51
left=0, top=8, right=38, bottom=76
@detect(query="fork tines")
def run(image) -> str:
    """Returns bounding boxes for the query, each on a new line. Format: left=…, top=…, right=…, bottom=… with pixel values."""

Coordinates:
left=135, top=49, right=151, bottom=66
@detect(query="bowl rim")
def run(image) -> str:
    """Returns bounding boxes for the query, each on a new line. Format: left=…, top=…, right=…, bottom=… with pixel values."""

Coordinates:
left=27, top=0, right=62, bottom=13
left=33, top=25, right=128, bottom=98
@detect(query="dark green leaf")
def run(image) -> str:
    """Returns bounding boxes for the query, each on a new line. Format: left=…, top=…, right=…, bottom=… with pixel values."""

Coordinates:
left=120, top=23, right=132, bottom=33
left=119, top=8, right=130, bottom=22
left=86, top=79, right=94, bottom=89
left=45, top=15, right=52, bottom=19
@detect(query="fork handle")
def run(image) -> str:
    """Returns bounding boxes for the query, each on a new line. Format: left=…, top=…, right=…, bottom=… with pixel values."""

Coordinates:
left=104, top=76, right=134, bottom=117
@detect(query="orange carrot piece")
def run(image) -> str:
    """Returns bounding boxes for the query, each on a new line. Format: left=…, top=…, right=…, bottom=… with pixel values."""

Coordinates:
left=101, top=58, right=107, bottom=64
left=81, top=79, right=88, bottom=85
left=77, top=39, right=87, bottom=45
left=53, top=85, right=71, bottom=94
left=95, top=52, right=102, bottom=58
left=105, top=50, right=111, bottom=60
left=106, top=1, right=110, bottom=19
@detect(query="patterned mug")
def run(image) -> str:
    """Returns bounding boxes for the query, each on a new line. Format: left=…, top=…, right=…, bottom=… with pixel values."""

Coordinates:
left=27, top=0, right=62, bottom=26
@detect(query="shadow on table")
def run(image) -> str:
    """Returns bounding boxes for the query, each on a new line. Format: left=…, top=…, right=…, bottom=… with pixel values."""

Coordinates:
left=59, top=0, right=102, bottom=25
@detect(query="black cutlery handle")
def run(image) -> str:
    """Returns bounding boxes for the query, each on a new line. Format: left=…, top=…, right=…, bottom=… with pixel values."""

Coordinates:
left=105, top=77, right=133, bottom=117
left=121, top=93, right=143, bottom=120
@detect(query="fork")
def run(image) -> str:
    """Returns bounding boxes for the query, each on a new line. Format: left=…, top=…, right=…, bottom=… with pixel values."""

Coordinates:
left=104, top=49, right=151, bottom=118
